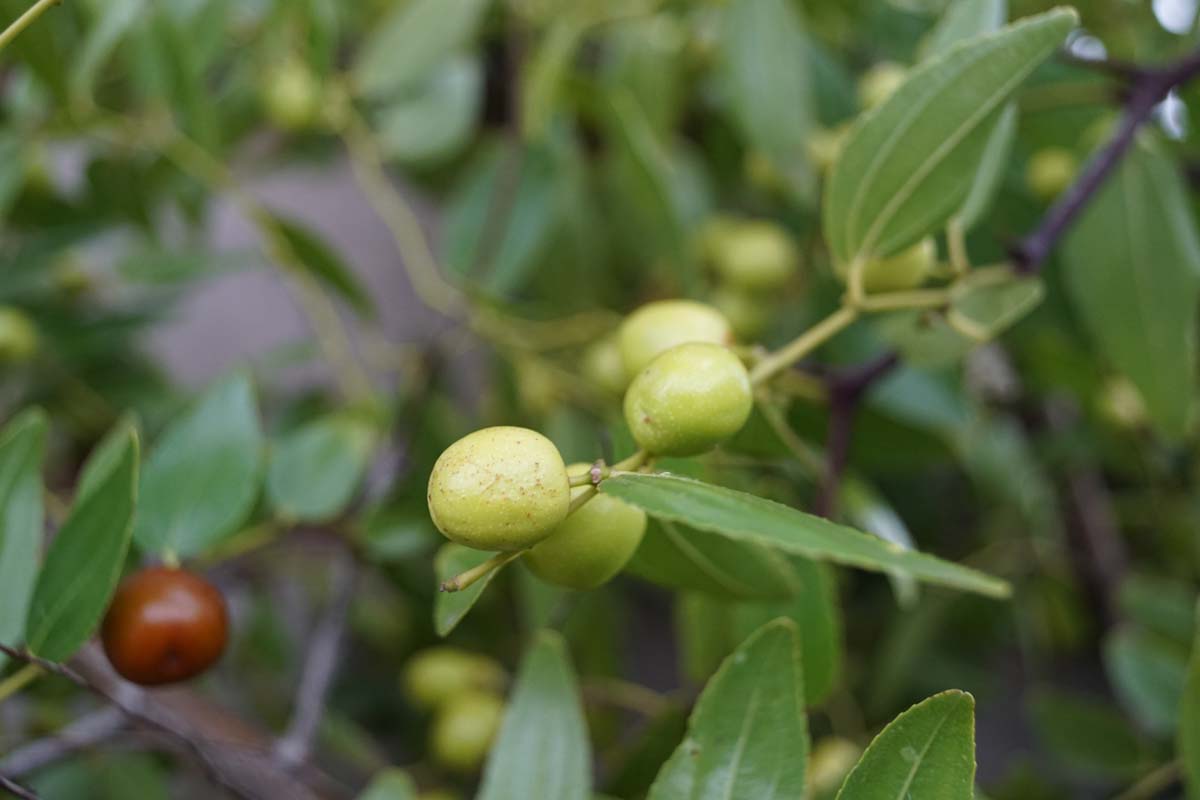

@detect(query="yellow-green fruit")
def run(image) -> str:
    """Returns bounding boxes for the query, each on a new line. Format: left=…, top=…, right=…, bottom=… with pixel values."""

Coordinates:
left=402, top=647, right=505, bottom=711
left=524, top=465, right=648, bottom=590
left=0, top=307, right=37, bottom=364
left=430, top=690, right=505, bottom=773
left=624, top=342, right=753, bottom=457
left=710, top=221, right=798, bottom=292
left=264, top=58, right=322, bottom=130
left=1097, top=376, right=1147, bottom=429
left=807, top=124, right=851, bottom=173
left=711, top=287, right=770, bottom=341
left=858, top=62, right=907, bottom=110
left=582, top=336, right=628, bottom=397
left=808, top=737, right=862, bottom=796
left=427, top=427, right=570, bottom=551
left=618, top=300, right=732, bottom=379
left=837, top=237, right=937, bottom=293
left=1026, top=147, right=1078, bottom=202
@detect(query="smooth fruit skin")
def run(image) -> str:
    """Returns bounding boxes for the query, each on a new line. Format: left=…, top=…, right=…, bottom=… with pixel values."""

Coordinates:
left=0, top=307, right=37, bottom=364
left=1026, top=147, right=1078, bottom=201
left=430, top=690, right=505, bottom=773
left=624, top=342, right=753, bottom=457
left=402, top=647, right=505, bottom=711
left=427, top=427, right=570, bottom=551
left=525, top=465, right=648, bottom=590
left=582, top=336, right=629, bottom=397
left=101, top=567, right=228, bottom=686
left=837, top=237, right=937, bottom=294
left=618, top=300, right=732, bottom=379
left=709, top=220, right=798, bottom=291
left=264, top=58, right=321, bottom=130
left=858, top=62, right=907, bottom=110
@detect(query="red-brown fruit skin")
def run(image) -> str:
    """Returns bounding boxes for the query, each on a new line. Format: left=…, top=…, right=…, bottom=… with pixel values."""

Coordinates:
left=101, top=567, right=229, bottom=686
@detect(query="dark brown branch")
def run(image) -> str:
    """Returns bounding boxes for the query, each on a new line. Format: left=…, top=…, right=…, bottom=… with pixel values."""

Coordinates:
left=1013, top=47, right=1200, bottom=273
left=0, top=771, right=40, bottom=800
left=274, top=545, right=359, bottom=770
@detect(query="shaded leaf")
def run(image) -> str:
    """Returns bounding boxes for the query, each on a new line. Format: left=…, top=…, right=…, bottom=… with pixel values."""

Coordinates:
left=922, top=0, right=1007, bottom=59
left=374, top=55, right=482, bottom=166
left=0, top=410, right=47, bottom=667
left=1104, top=626, right=1189, bottom=735
left=1181, top=603, right=1200, bottom=799
left=434, top=544, right=501, bottom=637
left=1028, top=689, right=1146, bottom=779
left=356, top=768, right=417, bottom=800
left=266, top=414, right=376, bottom=523
left=273, top=215, right=375, bottom=317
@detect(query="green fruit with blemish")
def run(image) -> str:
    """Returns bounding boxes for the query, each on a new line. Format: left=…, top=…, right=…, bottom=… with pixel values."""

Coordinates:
left=624, top=342, right=753, bottom=457
left=618, top=300, right=732, bottom=379
left=524, top=464, right=648, bottom=590
left=430, top=690, right=505, bottom=773
left=427, top=427, right=570, bottom=551
left=402, top=647, right=505, bottom=711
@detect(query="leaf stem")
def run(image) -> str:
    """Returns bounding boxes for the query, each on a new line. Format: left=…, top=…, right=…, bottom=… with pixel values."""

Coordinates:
left=856, top=287, right=951, bottom=312
left=440, top=551, right=523, bottom=593
left=0, top=0, right=60, bottom=53
left=0, top=664, right=41, bottom=705
left=749, top=306, right=858, bottom=385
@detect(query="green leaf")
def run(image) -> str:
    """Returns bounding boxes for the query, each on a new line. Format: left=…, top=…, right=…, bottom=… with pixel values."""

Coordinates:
left=273, top=216, right=375, bottom=317
left=601, top=474, right=1010, bottom=598
left=72, top=0, right=146, bottom=103
left=77, top=414, right=140, bottom=503
left=955, top=103, right=1016, bottom=231
left=823, top=8, right=1077, bottom=268
left=1027, top=689, right=1146, bottom=779
left=627, top=518, right=800, bottom=601
left=266, top=414, right=376, bottom=523
left=355, top=0, right=490, bottom=99
left=134, top=372, right=264, bottom=559
left=25, top=427, right=139, bottom=662
left=952, top=275, right=1045, bottom=337
left=921, top=0, right=1007, bottom=60
left=374, top=55, right=482, bottom=166
left=1104, top=626, right=1189, bottom=735
left=521, top=18, right=585, bottom=140
left=718, top=0, right=815, bottom=201
left=836, top=690, right=975, bottom=800
left=1062, top=139, right=1200, bottom=438
left=0, top=410, right=47, bottom=667
left=478, top=631, right=591, bottom=800
left=356, top=768, right=417, bottom=800
left=649, top=619, right=808, bottom=800
left=1181, top=603, right=1200, bottom=799
left=434, top=544, right=501, bottom=637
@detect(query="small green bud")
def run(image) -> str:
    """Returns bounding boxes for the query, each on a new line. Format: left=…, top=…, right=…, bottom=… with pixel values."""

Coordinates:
left=618, top=300, right=732, bottom=379
left=264, top=58, right=322, bottom=130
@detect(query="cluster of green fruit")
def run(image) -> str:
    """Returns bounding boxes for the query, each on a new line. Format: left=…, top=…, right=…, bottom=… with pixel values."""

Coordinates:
left=402, top=647, right=507, bottom=777
left=701, top=215, right=799, bottom=340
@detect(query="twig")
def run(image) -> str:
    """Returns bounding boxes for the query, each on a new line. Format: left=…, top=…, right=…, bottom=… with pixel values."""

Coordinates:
left=0, top=0, right=60, bottom=52
left=274, top=546, right=359, bottom=770
left=1111, top=759, right=1181, bottom=800
left=0, top=771, right=39, bottom=800
left=0, top=707, right=126, bottom=777
left=1013, top=47, right=1200, bottom=272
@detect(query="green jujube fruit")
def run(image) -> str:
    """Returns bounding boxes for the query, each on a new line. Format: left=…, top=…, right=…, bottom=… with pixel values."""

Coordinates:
left=618, top=300, right=732, bottom=379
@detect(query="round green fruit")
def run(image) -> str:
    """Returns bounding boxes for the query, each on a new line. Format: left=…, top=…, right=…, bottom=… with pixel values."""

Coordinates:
left=710, top=220, right=798, bottom=291
left=582, top=336, right=628, bottom=397
left=264, top=58, right=322, bottom=130
left=618, top=300, right=732, bottom=379
left=711, top=287, right=770, bottom=341
left=1026, top=147, right=1078, bottom=202
left=836, top=237, right=937, bottom=294
left=858, top=62, right=907, bottom=110
left=807, top=124, right=851, bottom=174
left=402, top=647, right=505, bottom=711
left=624, top=342, right=753, bottom=457
left=430, top=690, right=505, bottom=773
left=524, top=465, right=648, bottom=590
left=427, top=427, right=570, bottom=551
left=0, top=307, right=38, bottom=364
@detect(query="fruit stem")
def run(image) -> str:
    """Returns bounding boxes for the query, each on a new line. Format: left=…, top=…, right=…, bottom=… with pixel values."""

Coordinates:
left=610, top=450, right=649, bottom=473
left=0, top=663, right=41, bottom=704
left=440, top=551, right=523, bottom=593
left=568, top=486, right=598, bottom=514
left=749, top=306, right=858, bottom=386
left=0, top=0, right=59, bottom=53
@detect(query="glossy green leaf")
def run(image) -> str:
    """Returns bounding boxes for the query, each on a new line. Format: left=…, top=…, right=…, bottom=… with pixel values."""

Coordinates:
left=1181, top=603, right=1200, bottom=799
left=601, top=474, right=1010, bottom=598
left=649, top=619, right=808, bottom=800
left=375, top=55, right=482, bottom=166
left=627, top=518, right=800, bottom=601
left=1104, top=626, right=1189, bottom=735
left=356, top=768, right=417, bottom=800
left=273, top=215, right=375, bottom=317
left=0, top=410, right=47, bottom=666
left=355, top=0, right=490, bottom=99
left=837, top=690, right=975, bottom=800
left=824, top=8, right=1076, bottom=268
left=266, top=414, right=376, bottom=523
left=1062, top=139, right=1200, bottom=438
left=25, top=427, right=139, bottom=662
left=134, top=372, right=264, bottom=559
left=478, top=630, right=591, bottom=800
left=921, top=0, right=1007, bottom=59
left=434, top=544, right=501, bottom=637
left=718, top=0, right=815, bottom=201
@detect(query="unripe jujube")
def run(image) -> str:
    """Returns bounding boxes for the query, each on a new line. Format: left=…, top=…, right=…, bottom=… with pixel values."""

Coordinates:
left=402, top=647, right=505, bottom=711
left=711, top=287, right=771, bottom=341
left=708, top=219, right=798, bottom=292
left=1026, top=147, right=1078, bottom=202
left=582, top=335, right=628, bottom=397
left=0, top=307, right=37, bottom=364
left=101, top=567, right=228, bottom=686
left=858, top=62, right=907, bottom=110
left=427, top=427, right=570, bottom=551
left=525, top=464, right=648, bottom=590
left=263, top=58, right=322, bottom=130
left=836, top=237, right=937, bottom=294
left=624, top=342, right=753, bottom=457
left=618, top=300, right=732, bottom=379
left=430, top=690, right=505, bottom=773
